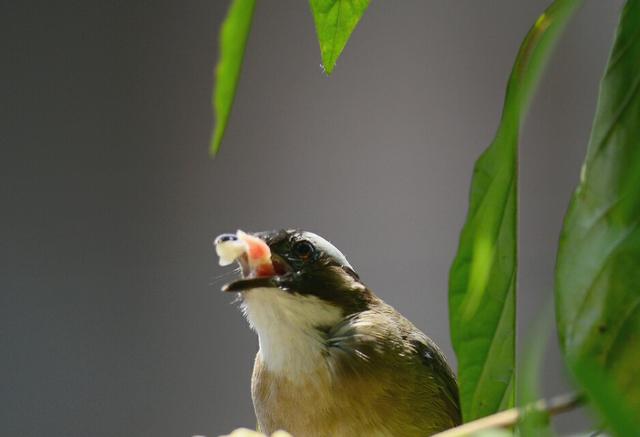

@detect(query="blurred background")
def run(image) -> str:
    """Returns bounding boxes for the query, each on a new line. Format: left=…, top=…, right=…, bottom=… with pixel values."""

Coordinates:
left=1, top=1, right=624, bottom=435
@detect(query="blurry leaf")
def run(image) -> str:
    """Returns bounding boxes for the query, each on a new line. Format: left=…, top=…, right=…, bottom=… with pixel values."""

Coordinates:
left=572, top=361, right=639, bottom=437
left=210, top=0, right=256, bottom=155
left=309, top=0, right=370, bottom=75
left=449, top=0, right=582, bottom=422
left=517, top=304, right=553, bottom=437
left=555, top=0, right=640, bottom=431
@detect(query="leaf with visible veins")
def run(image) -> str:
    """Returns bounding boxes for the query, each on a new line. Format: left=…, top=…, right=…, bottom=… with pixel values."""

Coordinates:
left=555, top=0, right=640, bottom=429
left=449, top=0, right=582, bottom=422
left=309, top=0, right=370, bottom=75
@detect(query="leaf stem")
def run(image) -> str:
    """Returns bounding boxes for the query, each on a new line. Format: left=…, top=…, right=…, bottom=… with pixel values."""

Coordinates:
left=432, top=393, right=583, bottom=436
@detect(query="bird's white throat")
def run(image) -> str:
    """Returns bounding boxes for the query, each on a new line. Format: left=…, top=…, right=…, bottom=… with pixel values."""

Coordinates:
left=240, top=287, right=343, bottom=377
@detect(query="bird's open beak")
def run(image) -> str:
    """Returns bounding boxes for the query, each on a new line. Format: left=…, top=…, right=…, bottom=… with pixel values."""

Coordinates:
left=214, top=230, right=292, bottom=292
left=222, top=274, right=288, bottom=292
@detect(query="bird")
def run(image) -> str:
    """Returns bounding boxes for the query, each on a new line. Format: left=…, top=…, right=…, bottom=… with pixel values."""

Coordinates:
left=214, top=229, right=461, bottom=437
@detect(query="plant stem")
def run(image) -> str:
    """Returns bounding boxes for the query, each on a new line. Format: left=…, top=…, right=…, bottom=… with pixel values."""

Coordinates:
left=432, top=393, right=583, bottom=436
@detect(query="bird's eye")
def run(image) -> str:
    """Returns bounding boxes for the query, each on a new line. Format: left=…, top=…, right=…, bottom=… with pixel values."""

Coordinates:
left=292, top=240, right=315, bottom=260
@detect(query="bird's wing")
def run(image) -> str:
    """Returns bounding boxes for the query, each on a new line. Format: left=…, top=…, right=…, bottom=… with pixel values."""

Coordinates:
left=408, top=335, right=461, bottom=423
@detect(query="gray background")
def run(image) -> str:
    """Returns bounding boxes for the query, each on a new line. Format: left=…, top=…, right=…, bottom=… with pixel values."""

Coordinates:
left=1, top=1, right=624, bottom=436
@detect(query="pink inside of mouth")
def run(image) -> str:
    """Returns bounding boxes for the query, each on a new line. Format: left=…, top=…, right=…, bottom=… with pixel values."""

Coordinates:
left=271, top=258, right=288, bottom=276
left=240, top=233, right=276, bottom=277
left=254, top=263, right=275, bottom=277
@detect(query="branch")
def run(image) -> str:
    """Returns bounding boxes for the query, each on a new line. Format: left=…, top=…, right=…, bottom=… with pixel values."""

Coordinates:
left=432, top=393, right=584, bottom=437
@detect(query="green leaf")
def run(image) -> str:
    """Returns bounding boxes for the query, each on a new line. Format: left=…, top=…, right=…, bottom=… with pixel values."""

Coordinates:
left=210, top=0, right=256, bottom=155
left=572, top=361, right=639, bottom=436
left=555, top=0, right=640, bottom=431
left=309, top=0, right=370, bottom=75
left=449, top=0, right=582, bottom=422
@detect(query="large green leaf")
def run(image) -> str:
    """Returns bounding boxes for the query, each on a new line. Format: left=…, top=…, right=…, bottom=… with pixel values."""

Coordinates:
left=555, top=0, right=640, bottom=431
left=210, top=0, right=256, bottom=155
left=572, top=361, right=639, bottom=436
left=309, top=0, right=370, bottom=75
left=449, top=0, right=582, bottom=422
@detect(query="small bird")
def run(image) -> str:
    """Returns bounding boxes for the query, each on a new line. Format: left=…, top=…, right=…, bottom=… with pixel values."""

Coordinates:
left=215, top=229, right=461, bottom=437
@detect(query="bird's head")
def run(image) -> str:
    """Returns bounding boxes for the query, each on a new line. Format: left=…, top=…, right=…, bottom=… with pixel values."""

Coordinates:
left=215, top=229, right=380, bottom=373
left=215, top=229, right=374, bottom=318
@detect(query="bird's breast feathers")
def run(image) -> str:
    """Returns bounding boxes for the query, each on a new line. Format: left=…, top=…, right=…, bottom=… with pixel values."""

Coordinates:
left=240, top=287, right=343, bottom=376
